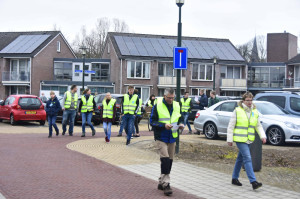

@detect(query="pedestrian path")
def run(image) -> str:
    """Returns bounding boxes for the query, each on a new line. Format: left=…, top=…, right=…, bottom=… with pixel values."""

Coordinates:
left=68, top=136, right=300, bottom=199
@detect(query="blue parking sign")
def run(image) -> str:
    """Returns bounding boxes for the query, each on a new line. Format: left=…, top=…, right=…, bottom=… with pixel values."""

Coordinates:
left=173, top=47, right=188, bottom=70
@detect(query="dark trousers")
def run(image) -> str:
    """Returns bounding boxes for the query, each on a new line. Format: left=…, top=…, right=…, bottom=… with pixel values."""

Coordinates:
left=48, top=115, right=58, bottom=136
left=134, top=115, right=142, bottom=134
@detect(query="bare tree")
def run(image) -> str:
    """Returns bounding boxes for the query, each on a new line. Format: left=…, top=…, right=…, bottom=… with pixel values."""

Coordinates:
left=236, top=35, right=266, bottom=63
left=72, top=17, right=130, bottom=58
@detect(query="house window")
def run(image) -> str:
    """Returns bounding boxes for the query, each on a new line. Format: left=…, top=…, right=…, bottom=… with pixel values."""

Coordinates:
left=221, top=66, right=241, bottom=79
left=41, top=85, right=67, bottom=97
left=9, top=86, right=30, bottom=95
left=84, top=65, right=89, bottom=76
left=134, top=86, right=150, bottom=104
left=107, top=44, right=110, bottom=54
left=90, top=87, right=114, bottom=95
left=192, top=64, right=213, bottom=80
left=57, top=41, right=61, bottom=52
left=127, top=61, right=150, bottom=78
left=9, top=59, right=30, bottom=81
left=54, top=62, right=72, bottom=81
left=91, top=63, right=110, bottom=82
left=159, top=63, right=174, bottom=77
left=74, top=65, right=80, bottom=76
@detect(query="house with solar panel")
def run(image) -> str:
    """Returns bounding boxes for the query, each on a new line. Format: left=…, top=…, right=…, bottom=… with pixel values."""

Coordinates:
left=0, top=31, right=76, bottom=99
left=102, top=32, right=247, bottom=102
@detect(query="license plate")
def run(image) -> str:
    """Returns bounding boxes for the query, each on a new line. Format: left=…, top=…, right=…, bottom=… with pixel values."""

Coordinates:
left=25, top=111, right=36, bottom=114
left=93, top=113, right=95, bottom=115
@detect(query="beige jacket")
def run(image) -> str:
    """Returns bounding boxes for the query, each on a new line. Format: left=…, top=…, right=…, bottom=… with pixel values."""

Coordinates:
left=227, top=102, right=266, bottom=144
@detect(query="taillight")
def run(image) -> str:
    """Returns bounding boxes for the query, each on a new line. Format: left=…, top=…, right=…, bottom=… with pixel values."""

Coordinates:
left=12, top=105, right=21, bottom=110
left=98, top=106, right=101, bottom=110
left=195, top=112, right=200, bottom=119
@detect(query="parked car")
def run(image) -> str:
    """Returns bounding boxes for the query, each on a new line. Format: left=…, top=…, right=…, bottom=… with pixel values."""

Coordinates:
left=0, top=95, right=46, bottom=125
left=94, top=94, right=124, bottom=124
left=194, top=100, right=300, bottom=146
left=254, top=91, right=300, bottom=116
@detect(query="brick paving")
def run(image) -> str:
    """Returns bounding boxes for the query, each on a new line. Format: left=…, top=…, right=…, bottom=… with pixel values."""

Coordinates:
left=0, top=132, right=201, bottom=199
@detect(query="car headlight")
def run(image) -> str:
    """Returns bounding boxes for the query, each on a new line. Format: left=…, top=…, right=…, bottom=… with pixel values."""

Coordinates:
left=285, top=122, right=299, bottom=130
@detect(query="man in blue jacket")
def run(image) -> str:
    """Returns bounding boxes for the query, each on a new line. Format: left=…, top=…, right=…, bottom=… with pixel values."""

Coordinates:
left=45, top=91, right=62, bottom=138
left=196, top=89, right=208, bottom=110
left=150, top=88, right=184, bottom=196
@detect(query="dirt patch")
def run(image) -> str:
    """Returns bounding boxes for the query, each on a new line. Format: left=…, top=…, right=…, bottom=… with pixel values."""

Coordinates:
left=137, top=140, right=300, bottom=193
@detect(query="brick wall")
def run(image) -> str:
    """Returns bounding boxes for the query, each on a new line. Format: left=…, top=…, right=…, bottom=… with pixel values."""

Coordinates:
left=31, top=34, right=75, bottom=96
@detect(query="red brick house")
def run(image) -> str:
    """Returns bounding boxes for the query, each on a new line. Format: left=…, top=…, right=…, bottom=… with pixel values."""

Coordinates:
left=0, top=31, right=76, bottom=99
left=102, top=32, right=247, bottom=102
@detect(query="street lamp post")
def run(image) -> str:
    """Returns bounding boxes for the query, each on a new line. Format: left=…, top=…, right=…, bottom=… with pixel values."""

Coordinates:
left=175, top=0, right=184, bottom=154
left=80, top=46, right=87, bottom=91
left=213, top=57, right=217, bottom=91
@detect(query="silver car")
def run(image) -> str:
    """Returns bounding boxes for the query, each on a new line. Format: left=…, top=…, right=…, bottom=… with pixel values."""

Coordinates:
left=194, top=100, right=300, bottom=146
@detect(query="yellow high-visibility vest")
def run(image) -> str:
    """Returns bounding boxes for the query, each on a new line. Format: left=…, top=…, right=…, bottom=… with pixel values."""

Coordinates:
left=147, top=99, right=157, bottom=107
left=64, top=91, right=78, bottom=109
left=137, top=99, right=142, bottom=115
left=233, top=107, right=259, bottom=142
left=81, top=95, right=94, bottom=112
left=102, top=98, right=116, bottom=118
left=157, top=100, right=181, bottom=138
left=180, top=98, right=191, bottom=112
left=123, top=94, right=138, bottom=114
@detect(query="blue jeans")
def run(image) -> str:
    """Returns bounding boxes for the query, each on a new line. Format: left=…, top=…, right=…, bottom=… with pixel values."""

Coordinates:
left=62, top=110, right=76, bottom=134
left=103, top=122, right=112, bottom=140
left=182, top=112, right=192, bottom=131
left=48, top=115, right=58, bottom=136
left=232, top=142, right=256, bottom=183
left=119, top=119, right=124, bottom=135
left=122, top=114, right=135, bottom=141
left=81, top=112, right=95, bottom=133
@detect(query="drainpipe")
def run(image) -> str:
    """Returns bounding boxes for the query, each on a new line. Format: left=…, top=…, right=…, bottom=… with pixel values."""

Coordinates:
left=120, top=59, right=122, bottom=94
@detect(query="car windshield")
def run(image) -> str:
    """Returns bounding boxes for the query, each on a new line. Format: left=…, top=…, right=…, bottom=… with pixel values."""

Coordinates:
left=255, top=102, right=286, bottom=115
left=19, top=98, right=41, bottom=106
left=290, top=97, right=300, bottom=112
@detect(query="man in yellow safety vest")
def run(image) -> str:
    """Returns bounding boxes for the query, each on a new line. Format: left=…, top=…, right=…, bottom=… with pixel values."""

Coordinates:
left=180, top=91, right=193, bottom=134
left=62, top=85, right=78, bottom=136
left=150, top=88, right=184, bottom=196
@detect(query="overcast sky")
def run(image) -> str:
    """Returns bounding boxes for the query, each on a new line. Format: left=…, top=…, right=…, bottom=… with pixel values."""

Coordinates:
left=0, top=0, right=299, bottom=46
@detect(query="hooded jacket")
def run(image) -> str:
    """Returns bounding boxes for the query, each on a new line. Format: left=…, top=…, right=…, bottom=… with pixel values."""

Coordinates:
left=46, top=96, right=62, bottom=116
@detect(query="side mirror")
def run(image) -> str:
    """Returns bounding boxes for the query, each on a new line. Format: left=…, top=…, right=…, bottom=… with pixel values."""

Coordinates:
left=0, top=101, right=4, bottom=106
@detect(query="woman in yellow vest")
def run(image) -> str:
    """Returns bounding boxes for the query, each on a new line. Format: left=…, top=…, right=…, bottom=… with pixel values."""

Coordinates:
left=100, top=92, right=116, bottom=143
left=146, top=94, right=157, bottom=107
left=133, top=89, right=144, bottom=137
left=227, top=92, right=267, bottom=190
left=78, top=89, right=96, bottom=137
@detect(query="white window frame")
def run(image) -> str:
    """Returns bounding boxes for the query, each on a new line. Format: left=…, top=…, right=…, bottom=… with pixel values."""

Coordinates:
left=134, top=86, right=150, bottom=104
left=158, top=62, right=175, bottom=77
left=57, top=41, right=61, bottom=52
left=127, top=60, right=151, bottom=79
left=191, top=63, right=213, bottom=81
left=223, top=66, right=242, bottom=79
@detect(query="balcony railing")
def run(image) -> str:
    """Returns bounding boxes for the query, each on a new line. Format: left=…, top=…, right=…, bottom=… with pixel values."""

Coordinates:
left=158, top=76, right=186, bottom=86
left=2, top=71, right=30, bottom=82
left=220, top=79, right=247, bottom=87
left=248, top=80, right=285, bottom=88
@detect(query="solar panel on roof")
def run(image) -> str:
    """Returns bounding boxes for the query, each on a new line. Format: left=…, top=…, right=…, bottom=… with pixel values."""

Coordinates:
left=157, top=38, right=173, bottom=57
left=208, top=42, right=227, bottom=60
left=217, top=42, right=236, bottom=60
left=114, top=36, right=130, bottom=55
left=223, top=42, right=244, bottom=61
left=0, top=34, right=50, bottom=54
left=140, top=38, right=158, bottom=57
left=182, top=40, right=198, bottom=59
left=192, top=41, right=210, bottom=59
left=131, top=37, right=148, bottom=57
left=149, top=38, right=167, bottom=57
left=122, top=36, right=140, bottom=56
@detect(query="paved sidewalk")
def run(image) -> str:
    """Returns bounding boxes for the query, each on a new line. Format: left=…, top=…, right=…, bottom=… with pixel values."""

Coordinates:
left=68, top=135, right=300, bottom=199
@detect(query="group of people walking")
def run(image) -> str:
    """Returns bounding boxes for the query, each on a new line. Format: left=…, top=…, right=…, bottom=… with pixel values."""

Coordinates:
left=45, top=85, right=266, bottom=196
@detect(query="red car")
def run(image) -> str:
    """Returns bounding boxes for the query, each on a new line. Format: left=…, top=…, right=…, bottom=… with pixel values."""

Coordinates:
left=0, top=95, right=46, bottom=125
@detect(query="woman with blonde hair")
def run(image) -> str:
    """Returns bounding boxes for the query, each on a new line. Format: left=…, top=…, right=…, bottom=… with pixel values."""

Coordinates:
left=227, top=91, right=267, bottom=190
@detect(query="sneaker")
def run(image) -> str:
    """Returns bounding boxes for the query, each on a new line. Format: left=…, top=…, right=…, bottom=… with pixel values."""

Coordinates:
left=188, top=131, right=192, bottom=134
left=62, top=131, right=66, bottom=136
left=163, top=184, right=172, bottom=196
left=232, top=179, right=242, bottom=186
left=157, top=183, right=163, bottom=190
left=81, top=134, right=85, bottom=137
left=193, top=131, right=200, bottom=135
left=117, top=134, right=122, bottom=137
left=92, top=130, right=96, bottom=136
left=105, top=136, right=108, bottom=142
left=69, top=132, right=73, bottom=136
left=251, top=181, right=262, bottom=190
left=56, top=130, right=59, bottom=136
left=126, top=139, right=130, bottom=145
left=48, top=135, right=52, bottom=138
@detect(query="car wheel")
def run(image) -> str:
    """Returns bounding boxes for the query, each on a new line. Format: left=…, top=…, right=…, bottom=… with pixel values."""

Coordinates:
left=267, top=126, right=285, bottom=146
left=204, top=122, right=218, bottom=139
left=10, top=114, right=16, bottom=125
left=40, top=121, right=45, bottom=126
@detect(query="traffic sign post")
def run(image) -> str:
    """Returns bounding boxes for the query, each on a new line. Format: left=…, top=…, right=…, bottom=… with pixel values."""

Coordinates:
left=173, top=47, right=188, bottom=70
